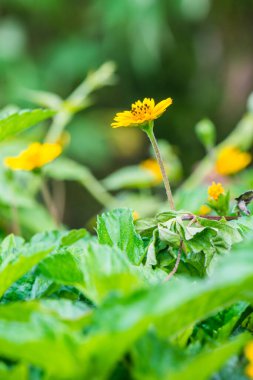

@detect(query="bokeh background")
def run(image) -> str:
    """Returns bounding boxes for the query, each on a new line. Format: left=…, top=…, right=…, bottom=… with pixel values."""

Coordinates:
left=1, top=0, right=253, bottom=227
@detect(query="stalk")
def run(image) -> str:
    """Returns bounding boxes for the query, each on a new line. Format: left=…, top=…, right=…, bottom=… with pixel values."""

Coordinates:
left=41, top=181, right=60, bottom=227
left=143, top=122, right=175, bottom=210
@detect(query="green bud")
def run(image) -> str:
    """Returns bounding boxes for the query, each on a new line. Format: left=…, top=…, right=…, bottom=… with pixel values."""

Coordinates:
left=195, top=119, right=216, bottom=151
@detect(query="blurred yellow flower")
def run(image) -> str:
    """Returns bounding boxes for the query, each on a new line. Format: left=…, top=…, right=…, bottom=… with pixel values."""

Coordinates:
left=216, top=146, right=251, bottom=175
left=245, top=363, right=253, bottom=379
left=140, top=158, right=164, bottom=184
left=199, top=204, right=211, bottom=215
left=245, top=342, right=253, bottom=379
left=245, top=342, right=253, bottom=362
left=111, top=97, right=173, bottom=128
left=4, top=142, right=62, bottom=171
left=208, top=181, right=225, bottom=201
left=132, top=211, right=139, bottom=221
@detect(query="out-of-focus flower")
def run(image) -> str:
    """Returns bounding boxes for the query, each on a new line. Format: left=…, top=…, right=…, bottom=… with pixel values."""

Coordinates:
left=111, top=97, right=172, bottom=128
left=245, top=363, right=253, bottom=379
left=132, top=211, right=140, bottom=221
left=216, top=146, right=251, bottom=175
left=140, top=158, right=164, bottom=184
left=208, top=181, right=225, bottom=201
left=4, top=142, right=62, bottom=171
left=245, top=342, right=253, bottom=379
left=199, top=204, right=211, bottom=215
left=245, top=342, right=253, bottom=362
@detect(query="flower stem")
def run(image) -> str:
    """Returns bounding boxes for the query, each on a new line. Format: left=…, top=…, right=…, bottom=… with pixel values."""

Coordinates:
left=41, top=181, right=60, bottom=227
left=144, top=122, right=175, bottom=210
left=164, top=240, right=183, bottom=281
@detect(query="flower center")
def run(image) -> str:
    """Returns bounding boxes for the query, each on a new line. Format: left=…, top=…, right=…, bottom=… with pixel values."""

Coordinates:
left=131, top=101, right=151, bottom=119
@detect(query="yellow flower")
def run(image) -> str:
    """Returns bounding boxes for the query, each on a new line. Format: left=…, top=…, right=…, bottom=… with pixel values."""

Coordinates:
left=199, top=204, right=211, bottom=215
left=132, top=211, right=139, bottom=221
left=111, top=97, right=173, bottom=128
left=216, top=146, right=251, bottom=175
left=245, top=363, right=253, bottom=379
left=208, top=181, right=225, bottom=201
left=140, top=158, right=164, bottom=184
left=245, top=342, right=253, bottom=362
left=4, top=142, right=62, bottom=171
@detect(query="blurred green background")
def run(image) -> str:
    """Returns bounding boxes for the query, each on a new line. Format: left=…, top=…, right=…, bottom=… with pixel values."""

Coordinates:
left=1, top=0, right=253, bottom=227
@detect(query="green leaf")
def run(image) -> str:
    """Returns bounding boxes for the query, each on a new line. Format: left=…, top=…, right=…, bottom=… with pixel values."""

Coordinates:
left=102, top=165, right=157, bottom=190
left=0, top=362, right=28, bottom=380
left=38, top=248, right=85, bottom=290
left=97, top=208, right=145, bottom=265
left=0, top=303, right=83, bottom=378
left=39, top=242, right=158, bottom=304
left=43, top=156, right=90, bottom=182
left=131, top=332, right=248, bottom=380
left=169, top=335, right=248, bottom=380
left=91, top=250, right=253, bottom=340
left=0, top=237, right=55, bottom=298
left=0, top=109, right=55, bottom=141
left=78, top=242, right=150, bottom=304
left=60, top=229, right=87, bottom=246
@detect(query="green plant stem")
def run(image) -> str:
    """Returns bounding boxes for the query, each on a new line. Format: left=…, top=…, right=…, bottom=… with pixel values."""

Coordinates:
left=81, top=171, right=117, bottom=208
left=11, top=204, right=21, bottom=235
left=182, top=214, right=238, bottom=221
left=164, top=240, right=183, bottom=281
left=41, top=181, right=60, bottom=227
left=45, top=110, right=71, bottom=143
left=144, top=122, right=175, bottom=210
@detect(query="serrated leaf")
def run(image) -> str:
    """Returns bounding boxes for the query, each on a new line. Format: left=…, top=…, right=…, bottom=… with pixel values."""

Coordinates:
left=97, top=208, right=145, bottom=265
left=130, top=332, right=248, bottom=380
left=0, top=306, right=83, bottom=378
left=0, top=109, right=55, bottom=141
left=39, top=242, right=157, bottom=304
left=0, top=239, right=55, bottom=298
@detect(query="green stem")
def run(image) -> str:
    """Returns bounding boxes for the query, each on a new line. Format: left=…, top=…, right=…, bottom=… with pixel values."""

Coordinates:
left=144, top=122, right=175, bottom=210
left=81, top=171, right=117, bottom=208
left=41, top=181, right=60, bottom=227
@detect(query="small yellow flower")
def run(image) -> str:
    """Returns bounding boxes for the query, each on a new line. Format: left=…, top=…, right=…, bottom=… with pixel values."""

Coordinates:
left=208, top=181, right=225, bottom=201
left=245, top=363, right=253, bottom=379
left=132, top=211, right=139, bottom=221
left=216, top=146, right=251, bottom=175
left=199, top=204, right=211, bottom=215
left=4, top=142, right=62, bottom=171
left=245, top=342, right=253, bottom=362
left=140, top=158, right=164, bottom=184
left=111, top=97, right=173, bottom=128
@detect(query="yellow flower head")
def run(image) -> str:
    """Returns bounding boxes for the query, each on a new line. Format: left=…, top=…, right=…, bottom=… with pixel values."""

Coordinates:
left=208, top=181, right=225, bottom=201
left=140, top=158, right=164, bottom=184
left=111, top=97, right=173, bottom=128
left=245, top=363, right=253, bottom=379
left=199, top=204, right=211, bottom=215
left=216, top=146, right=251, bottom=175
left=132, top=211, right=140, bottom=221
left=4, top=142, right=62, bottom=171
left=245, top=341, right=253, bottom=362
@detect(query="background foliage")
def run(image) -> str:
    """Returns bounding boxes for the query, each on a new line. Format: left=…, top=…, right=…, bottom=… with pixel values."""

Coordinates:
left=1, top=0, right=253, bottom=225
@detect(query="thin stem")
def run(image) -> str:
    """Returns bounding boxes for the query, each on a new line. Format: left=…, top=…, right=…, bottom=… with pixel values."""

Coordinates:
left=11, top=204, right=21, bottom=235
left=164, top=240, right=183, bottom=281
left=52, top=180, right=66, bottom=223
left=144, top=122, right=175, bottom=210
left=182, top=214, right=238, bottom=221
left=82, top=171, right=117, bottom=208
left=41, top=181, right=60, bottom=227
